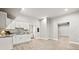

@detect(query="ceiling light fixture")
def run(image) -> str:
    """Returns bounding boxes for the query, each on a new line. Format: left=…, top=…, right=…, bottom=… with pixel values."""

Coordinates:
left=20, top=8, right=25, bottom=13
left=64, top=8, right=68, bottom=12
left=22, top=8, right=25, bottom=11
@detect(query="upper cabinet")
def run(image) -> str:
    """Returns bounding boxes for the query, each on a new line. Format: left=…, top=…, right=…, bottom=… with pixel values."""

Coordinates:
left=0, top=11, right=7, bottom=29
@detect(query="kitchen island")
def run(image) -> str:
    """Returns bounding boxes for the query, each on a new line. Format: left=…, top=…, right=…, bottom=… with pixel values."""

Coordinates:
left=0, top=34, right=32, bottom=50
left=0, top=36, right=13, bottom=50
left=13, top=34, right=32, bottom=45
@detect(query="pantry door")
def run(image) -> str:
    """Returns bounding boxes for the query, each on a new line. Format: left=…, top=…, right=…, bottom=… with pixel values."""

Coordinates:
left=58, top=22, right=70, bottom=40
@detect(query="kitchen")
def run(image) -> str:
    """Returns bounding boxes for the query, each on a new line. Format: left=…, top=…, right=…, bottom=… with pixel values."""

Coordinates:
left=0, top=8, right=39, bottom=50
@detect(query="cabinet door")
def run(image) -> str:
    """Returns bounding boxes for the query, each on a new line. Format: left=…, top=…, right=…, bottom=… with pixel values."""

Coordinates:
left=13, top=36, right=20, bottom=44
left=13, top=35, right=31, bottom=44
left=13, top=36, right=16, bottom=44
left=0, top=12, right=7, bottom=28
left=13, top=35, right=24, bottom=44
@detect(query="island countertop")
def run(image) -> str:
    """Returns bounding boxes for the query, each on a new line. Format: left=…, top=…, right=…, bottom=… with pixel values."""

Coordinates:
left=0, top=34, right=13, bottom=38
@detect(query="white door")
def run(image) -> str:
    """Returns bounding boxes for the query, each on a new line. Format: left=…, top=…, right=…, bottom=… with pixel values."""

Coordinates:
left=58, top=22, right=69, bottom=39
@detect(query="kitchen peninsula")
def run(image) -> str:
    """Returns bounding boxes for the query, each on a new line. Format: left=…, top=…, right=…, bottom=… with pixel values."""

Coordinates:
left=0, top=35, right=13, bottom=50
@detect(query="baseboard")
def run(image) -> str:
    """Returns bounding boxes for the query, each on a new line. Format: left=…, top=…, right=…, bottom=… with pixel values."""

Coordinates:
left=50, top=38, right=58, bottom=41
left=35, top=37, right=58, bottom=41
left=35, top=37, right=49, bottom=40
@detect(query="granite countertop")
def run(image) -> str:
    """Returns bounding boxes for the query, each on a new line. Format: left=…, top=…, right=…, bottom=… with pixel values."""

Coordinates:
left=0, top=35, right=13, bottom=38
left=0, top=33, right=30, bottom=38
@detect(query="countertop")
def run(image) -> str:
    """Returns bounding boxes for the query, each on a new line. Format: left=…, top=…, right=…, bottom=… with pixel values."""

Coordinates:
left=0, top=35, right=13, bottom=38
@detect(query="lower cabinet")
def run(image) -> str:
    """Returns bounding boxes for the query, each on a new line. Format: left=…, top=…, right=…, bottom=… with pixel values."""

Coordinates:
left=0, top=37, right=13, bottom=50
left=13, top=34, right=31, bottom=44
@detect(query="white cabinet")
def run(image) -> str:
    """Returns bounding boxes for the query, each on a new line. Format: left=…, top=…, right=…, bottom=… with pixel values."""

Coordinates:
left=13, top=34, right=31, bottom=44
left=0, top=37, right=13, bottom=50
left=0, top=12, right=7, bottom=28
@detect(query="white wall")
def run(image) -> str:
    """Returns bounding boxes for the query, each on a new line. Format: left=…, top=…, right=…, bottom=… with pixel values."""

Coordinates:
left=40, top=17, right=50, bottom=39
left=40, top=17, right=47, bottom=39
left=49, top=11, right=79, bottom=42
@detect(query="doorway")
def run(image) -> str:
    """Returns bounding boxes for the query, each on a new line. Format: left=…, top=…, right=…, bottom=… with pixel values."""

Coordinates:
left=58, top=22, right=70, bottom=40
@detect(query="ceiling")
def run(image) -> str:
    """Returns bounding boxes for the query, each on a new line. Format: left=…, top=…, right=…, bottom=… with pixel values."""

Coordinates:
left=0, top=8, right=79, bottom=19
left=22, top=8, right=79, bottom=19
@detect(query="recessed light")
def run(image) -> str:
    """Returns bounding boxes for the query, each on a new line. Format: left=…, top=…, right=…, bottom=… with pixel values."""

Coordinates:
left=20, top=8, right=25, bottom=13
left=64, top=8, right=68, bottom=12
left=22, top=8, right=25, bottom=11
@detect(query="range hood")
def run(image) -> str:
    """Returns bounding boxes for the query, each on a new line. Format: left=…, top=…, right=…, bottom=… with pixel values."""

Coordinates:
left=0, top=8, right=21, bottom=19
